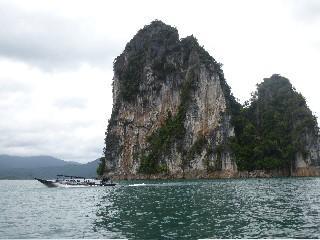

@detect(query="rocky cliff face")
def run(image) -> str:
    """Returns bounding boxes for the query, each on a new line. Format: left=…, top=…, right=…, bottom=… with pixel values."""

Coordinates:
left=229, top=74, right=320, bottom=177
left=103, top=21, right=238, bottom=179
left=294, top=129, right=320, bottom=176
left=103, top=21, right=320, bottom=179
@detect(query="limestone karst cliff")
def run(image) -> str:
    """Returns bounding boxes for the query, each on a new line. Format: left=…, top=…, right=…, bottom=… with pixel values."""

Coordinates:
left=102, top=20, right=320, bottom=179
left=230, top=74, right=320, bottom=177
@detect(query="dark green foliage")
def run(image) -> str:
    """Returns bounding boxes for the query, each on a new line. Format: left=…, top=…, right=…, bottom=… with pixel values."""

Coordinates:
left=215, top=144, right=224, bottom=170
left=116, top=51, right=145, bottom=102
left=180, top=35, right=219, bottom=68
left=184, top=135, right=207, bottom=166
left=152, top=58, right=177, bottom=80
left=230, top=74, right=318, bottom=172
left=96, top=157, right=106, bottom=176
left=138, top=68, right=197, bottom=174
left=103, top=132, right=121, bottom=170
left=138, top=110, right=186, bottom=174
left=204, top=144, right=225, bottom=172
left=113, top=20, right=180, bottom=103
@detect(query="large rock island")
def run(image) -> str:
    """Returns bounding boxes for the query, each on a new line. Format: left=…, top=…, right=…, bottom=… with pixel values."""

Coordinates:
left=101, top=20, right=320, bottom=179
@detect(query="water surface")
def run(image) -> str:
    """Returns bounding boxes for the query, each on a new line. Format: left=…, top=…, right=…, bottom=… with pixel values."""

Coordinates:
left=1, top=178, right=320, bottom=239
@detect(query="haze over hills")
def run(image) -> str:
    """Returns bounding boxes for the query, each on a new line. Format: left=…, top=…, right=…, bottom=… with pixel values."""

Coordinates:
left=0, top=155, right=100, bottom=179
left=0, top=155, right=80, bottom=169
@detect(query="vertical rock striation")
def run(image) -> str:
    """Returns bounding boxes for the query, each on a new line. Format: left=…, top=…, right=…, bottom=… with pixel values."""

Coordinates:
left=294, top=123, right=320, bottom=176
left=104, top=21, right=238, bottom=179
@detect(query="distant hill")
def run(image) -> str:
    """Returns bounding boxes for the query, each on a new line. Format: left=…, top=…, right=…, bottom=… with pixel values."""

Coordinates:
left=0, top=155, right=80, bottom=169
left=0, top=155, right=100, bottom=179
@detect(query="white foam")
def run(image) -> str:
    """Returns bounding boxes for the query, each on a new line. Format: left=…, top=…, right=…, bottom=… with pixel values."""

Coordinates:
left=128, top=183, right=147, bottom=187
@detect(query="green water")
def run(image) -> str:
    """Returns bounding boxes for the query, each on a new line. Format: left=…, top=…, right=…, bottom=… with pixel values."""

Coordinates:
left=1, top=178, right=320, bottom=239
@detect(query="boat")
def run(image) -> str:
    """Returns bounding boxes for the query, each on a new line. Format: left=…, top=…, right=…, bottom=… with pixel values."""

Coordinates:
left=34, top=175, right=116, bottom=187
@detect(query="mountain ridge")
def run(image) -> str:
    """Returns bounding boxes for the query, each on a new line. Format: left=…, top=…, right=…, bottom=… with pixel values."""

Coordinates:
left=0, top=155, right=100, bottom=179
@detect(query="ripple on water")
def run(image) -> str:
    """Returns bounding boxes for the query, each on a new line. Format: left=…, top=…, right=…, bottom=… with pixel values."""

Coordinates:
left=1, top=178, right=320, bottom=239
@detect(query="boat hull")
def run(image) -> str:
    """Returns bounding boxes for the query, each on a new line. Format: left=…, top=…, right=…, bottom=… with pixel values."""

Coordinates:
left=34, top=178, right=58, bottom=187
left=34, top=178, right=116, bottom=187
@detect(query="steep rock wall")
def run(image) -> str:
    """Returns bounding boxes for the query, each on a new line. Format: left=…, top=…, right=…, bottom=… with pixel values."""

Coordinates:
left=294, top=131, right=320, bottom=176
left=104, top=21, right=238, bottom=179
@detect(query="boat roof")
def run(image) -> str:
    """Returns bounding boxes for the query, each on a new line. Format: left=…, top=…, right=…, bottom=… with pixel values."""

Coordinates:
left=56, top=174, right=86, bottom=179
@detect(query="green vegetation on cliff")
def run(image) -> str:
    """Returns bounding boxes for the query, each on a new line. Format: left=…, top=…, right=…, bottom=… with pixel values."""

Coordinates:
left=138, top=111, right=183, bottom=174
left=139, top=73, right=319, bottom=174
left=138, top=67, right=197, bottom=174
left=116, top=51, right=145, bottom=102
left=230, top=74, right=318, bottom=172
left=96, top=157, right=106, bottom=176
left=113, top=20, right=179, bottom=103
left=136, top=29, right=235, bottom=174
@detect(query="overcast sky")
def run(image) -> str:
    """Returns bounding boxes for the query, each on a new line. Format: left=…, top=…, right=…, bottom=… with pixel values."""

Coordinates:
left=0, top=0, right=319, bottom=163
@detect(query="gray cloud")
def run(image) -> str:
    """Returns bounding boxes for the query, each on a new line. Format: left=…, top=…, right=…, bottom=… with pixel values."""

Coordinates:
left=0, top=58, right=111, bottom=163
left=0, top=3, right=119, bottom=70
left=0, top=118, right=102, bottom=162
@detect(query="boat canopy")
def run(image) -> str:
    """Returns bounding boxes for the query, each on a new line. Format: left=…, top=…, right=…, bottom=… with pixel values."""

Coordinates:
left=56, top=175, right=87, bottom=179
